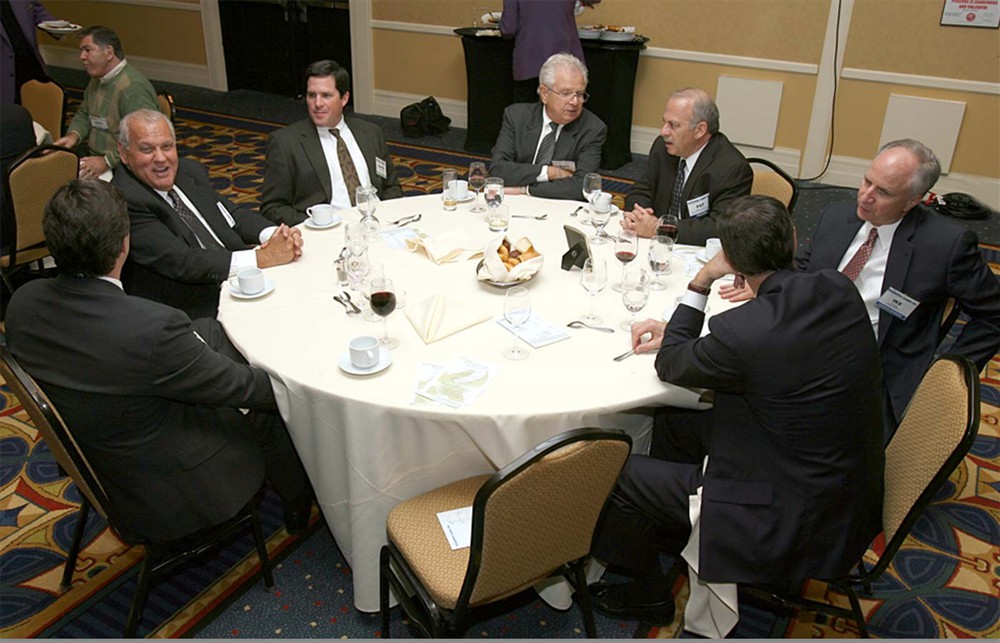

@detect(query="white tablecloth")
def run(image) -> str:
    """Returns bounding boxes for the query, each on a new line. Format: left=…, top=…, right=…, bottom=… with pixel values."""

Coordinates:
left=218, top=193, right=738, bottom=611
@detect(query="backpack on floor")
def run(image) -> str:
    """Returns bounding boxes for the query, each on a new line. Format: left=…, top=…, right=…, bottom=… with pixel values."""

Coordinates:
left=400, top=96, right=451, bottom=137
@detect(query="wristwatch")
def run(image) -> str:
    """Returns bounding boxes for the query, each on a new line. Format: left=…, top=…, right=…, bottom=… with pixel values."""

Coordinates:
left=687, top=281, right=711, bottom=296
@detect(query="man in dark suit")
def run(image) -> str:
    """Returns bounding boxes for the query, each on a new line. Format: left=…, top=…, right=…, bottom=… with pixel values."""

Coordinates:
left=1, top=102, right=35, bottom=258
left=589, top=196, right=884, bottom=633
left=260, top=59, right=402, bottom=227
left=1, top=0, right=56, bottom=104
left=5, top=180, right=312, bottom=542
left=489, top=53, right=607, bottom=201
left=623, top=87, right=752, bottom=245
left=112, top=108, right=302, bottom=320
left=795, top=139, right=1000, bottom=439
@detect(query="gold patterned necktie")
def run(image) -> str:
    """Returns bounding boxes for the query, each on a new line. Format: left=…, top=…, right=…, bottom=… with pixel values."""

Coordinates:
left=330, top=128, right=361, bottom=206
left=168, top=189, right=221, bottom=249
left=841, top=227, right=879, bottom=281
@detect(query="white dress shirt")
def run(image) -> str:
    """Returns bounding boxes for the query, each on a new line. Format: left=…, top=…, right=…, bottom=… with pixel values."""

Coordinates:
left=155, top=186, right=276, bottom=276
left=836, top=219, right=902, bottom=336
left=318, top=119, right=373, bottom=210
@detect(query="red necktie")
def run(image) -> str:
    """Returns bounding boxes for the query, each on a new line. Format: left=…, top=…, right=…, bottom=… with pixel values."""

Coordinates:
left=841, top=227, right=879, bottom=281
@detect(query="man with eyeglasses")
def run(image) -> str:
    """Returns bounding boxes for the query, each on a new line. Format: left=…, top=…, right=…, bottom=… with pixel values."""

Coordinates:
left=622, top=87, right=752, bottom=245
left=489, top=52, right=606, bottom=201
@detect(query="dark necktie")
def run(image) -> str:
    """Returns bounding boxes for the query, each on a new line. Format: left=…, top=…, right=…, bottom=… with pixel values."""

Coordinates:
left=533, top=122, right=558, bottom=165
left=330, top=128, right=361, bottom=206
left=668, top=159, right=687, bottom=217
left=168, top=189, right=221, bottom=249
left=841, top=227, right=879, bottom=281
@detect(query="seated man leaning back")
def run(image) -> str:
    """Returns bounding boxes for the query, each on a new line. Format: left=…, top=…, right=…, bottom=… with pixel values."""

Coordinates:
left=112, top=108, right=303, bottom=320
left=489, top=52, right=607, bottom=200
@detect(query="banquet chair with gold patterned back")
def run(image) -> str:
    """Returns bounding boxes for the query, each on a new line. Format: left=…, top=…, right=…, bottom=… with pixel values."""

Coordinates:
left=741, top=354, right=979, bottom=637
left=156, top=89, right=175, bottom=123
left=747, top=157, right=798, bottom=211
left=20, top=78, right=66, bottom=138
left=379, top=428, right=632, bottom=638
left=0, top=342, right=275, bottom=638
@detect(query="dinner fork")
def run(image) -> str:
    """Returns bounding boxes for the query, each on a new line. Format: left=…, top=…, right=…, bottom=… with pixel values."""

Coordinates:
left=512, top=213, right=548, bottom=220
left=333, top=295, right=360, bottom=316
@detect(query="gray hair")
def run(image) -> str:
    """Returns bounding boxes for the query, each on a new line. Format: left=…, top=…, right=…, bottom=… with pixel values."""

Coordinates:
left=538, top=52, right=588, bottom=88
left=118, top=108, right=175, bottom=148
left=670, top=87, right=719, bottom=135
left=878, top=139, right=941, bottom=197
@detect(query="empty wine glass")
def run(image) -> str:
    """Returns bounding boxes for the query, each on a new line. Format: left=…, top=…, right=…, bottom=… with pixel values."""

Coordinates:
left=657, top=214, right=680, bottom=243
left=484, top=177, right=504, bottom=212
left=469, top=161, right=487, bottom=213
left=612, top=229, right=638, bottom=291
left=356, top=185, right=380, bottom=242
left=648, top=235, right=674, bottom=290
left=345, top=221, right=367, bottom=256
left=620, top=269, right=650, bottom=330
left=345, top=249, right=370, bottom=292
left=368, top=277, right=399, bottom=350
left=590, top=197, right=612, bottom=245
left=502, top=286, right=531, bottom=360
left=581, top=172, right=601, bottom=225
left=580, top=257, right=607, bottom=324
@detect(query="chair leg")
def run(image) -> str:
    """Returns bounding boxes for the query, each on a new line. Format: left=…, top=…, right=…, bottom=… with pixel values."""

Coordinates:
left=248, top=503, right=274, bottom=588
left=61, top=498, right=91, bottom=589
left=124, top=551, right=155, bottom=638
left=835, top=580, right=868, bottom=638
left=571, top=560, right=597, bottom=638
left=380, top=546, right=391, bottom=638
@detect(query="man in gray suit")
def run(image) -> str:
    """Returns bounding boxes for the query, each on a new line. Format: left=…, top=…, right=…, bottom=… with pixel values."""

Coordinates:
left=260, top=59, right=402, bottom=226
left=489, top=53, right=607, bottom=201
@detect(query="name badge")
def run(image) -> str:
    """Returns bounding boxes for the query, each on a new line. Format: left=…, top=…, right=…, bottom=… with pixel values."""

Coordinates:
left=216, top=202, right=236, bottom=227
left=90, top=116, right=109, bottom=131
left=687, top=193, right=710, bottom=218
left=876, top=287, right=919, bottom=321
left=375, top=157, right=387, bottom=179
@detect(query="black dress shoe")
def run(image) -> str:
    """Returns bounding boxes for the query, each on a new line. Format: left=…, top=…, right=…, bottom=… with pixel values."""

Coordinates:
left=588, top=580, right=676, bottom=624
left=283, top=495, right=313, bottom=535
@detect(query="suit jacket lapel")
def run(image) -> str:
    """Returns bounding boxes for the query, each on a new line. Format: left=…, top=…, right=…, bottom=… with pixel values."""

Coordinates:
left=301, top=123, right=332, bottom=201
left=349, top=118, right=380, bottom=186
left=683, top=135, right=718, bottom=202
left=526, top=107, right=544, bottom=162
left=813, top=207, right=863, bottom=270
left=174, top=168, right=233, bottom=245
left=121, top=166, right=202, bottom=248
left=553, top=118, right=578, bottom=160
left=878, top=210, right=917, bottom=345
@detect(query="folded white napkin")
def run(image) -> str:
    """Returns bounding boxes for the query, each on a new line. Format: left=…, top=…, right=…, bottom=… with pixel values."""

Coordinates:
left=478, top=235, right=544, bottom=284
left=405, top=293, right=492, bottom=344
left=406, top=231, right=483, bottom=264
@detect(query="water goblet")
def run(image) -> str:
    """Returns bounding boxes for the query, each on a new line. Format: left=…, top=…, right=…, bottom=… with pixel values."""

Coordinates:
left=469, top=161, right=487, bottom=213
left=484, top=177, right=504, bottom=212
left=590, top=200, right=612, bottom=245
left=648, top=235, right=674, bottom=290
left=620, top=269, right=650, bottom=330
left=502, top=286, right=531, bottom=360
left=581, top=172, right=601, bottom=225
left=612, top=229, right=638, bottom=291
left=356, top=185, right=380, bottom=242
left=345, top=221, right=367, bottom=257
left=368, top=277, right=399, bottom=350
left=580, top=257, right=607, bottom=324
left=345, top=249, right=371, bottom=292
left=657, top=214, right=679, bottom=243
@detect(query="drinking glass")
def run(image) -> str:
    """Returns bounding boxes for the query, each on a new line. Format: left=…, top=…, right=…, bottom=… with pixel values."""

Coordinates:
left=620, top=269, right=650, bottom=330
left=360, top=262, right=385, bottom=322
left=469, top=161, right=487, bottom=213
left=345, top=249, right=370, bottom=292
left=657, top=214, right=679, bottom=243
left=368, top=277, right=399, bottom=350
left=612, top=229, right=638, bottom=291
left=590, top=199, right=612, bottom=244
left=484, top=177, right=504, bottom=212
left=356, top=186, right=380, bottom=242
left=441, top=168, right=458, bottom=211
left=580, top=257, right=607, bottom=324
left=502, top=286, right=531, bottom=360
left=648, top=235, right=674, bottom=290
left=345, top=221, right=367, bottom=256
left=581, top=172, right=601, bottom=225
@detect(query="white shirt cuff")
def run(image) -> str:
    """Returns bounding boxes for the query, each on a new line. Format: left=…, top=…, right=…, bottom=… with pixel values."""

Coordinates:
left=680, top=290, right=708, bottom=311
left=259, top=226, right=278, bottom=244
left=536, top=166, right=549, bottom=183
left=230, top=249, right=258, bottom=276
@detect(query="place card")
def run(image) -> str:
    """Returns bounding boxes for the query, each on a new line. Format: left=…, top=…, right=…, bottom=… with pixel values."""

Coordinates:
left=437, top=506, right=472, bottom=550
left=414, top=357, right=498, bottom=408
left=495, top=316, right=570, bottom=349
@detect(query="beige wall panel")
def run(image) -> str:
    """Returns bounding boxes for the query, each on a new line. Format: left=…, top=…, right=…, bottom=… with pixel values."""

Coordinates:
left=631, top=59, right=817, bottom=152
left=374, top=0, right=828, bottom=63
left=846, top=0, right=1000, bottom=82
left=373, top=30, right=467, bottom=100
left=834, top=80, right=999, bottom=178
left=43, top=1, right=207, bottom=65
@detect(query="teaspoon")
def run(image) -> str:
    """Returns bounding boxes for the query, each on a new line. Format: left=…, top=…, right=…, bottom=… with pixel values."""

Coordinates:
left=511, top=213, right=548, bottom=220
left=567, top=320, right=615, bottom=333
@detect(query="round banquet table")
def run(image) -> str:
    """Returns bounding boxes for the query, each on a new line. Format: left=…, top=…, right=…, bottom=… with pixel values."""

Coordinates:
left=218, top=193, right=740, bottom=612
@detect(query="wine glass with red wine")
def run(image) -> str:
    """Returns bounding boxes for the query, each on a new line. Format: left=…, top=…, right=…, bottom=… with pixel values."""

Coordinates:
left=368, top=277, right=399, bottom=349
left=657, top=214, right=679, bottom=243
left=612, top=229, right=638, bottom=292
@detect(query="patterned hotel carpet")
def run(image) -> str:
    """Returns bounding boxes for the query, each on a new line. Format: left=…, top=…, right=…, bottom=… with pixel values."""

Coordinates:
left=0, top=104, right=997, bottom=638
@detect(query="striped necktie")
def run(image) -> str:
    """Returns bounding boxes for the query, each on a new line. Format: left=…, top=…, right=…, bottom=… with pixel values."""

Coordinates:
left=168, top=189, right=221, bottom=249
left=330, top=128, right=361, bottom=206
left=533, top=122, right=558, bottom=165
left=668, top=159, right=687, bottom=217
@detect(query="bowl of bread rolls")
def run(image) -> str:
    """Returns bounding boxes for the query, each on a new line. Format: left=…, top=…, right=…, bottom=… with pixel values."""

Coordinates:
left=478, top=236, right=542, bottom=287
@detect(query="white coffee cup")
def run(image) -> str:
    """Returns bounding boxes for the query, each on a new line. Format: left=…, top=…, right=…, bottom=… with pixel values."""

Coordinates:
left=307, top=203, right=336, bottom=226
left=705, top=238, right=722, bottom=260
left=349, top=335, right=381, bottom=369
left=449, top=179, right=469, bottom=201
left=230, top=267, right=265, bottom=295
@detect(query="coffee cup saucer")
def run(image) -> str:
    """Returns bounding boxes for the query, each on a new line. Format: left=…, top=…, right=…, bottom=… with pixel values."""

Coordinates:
left=455, top=194, right=475, bottom=203
left=229, top=278, right=275, bottom=300
left=304, top=215, right=342, bottom=230
left=337, top=350, right=393, bottom=375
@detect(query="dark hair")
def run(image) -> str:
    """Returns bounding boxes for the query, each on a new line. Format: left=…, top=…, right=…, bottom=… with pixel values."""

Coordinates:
left=43, top=180, right=130, bottom=277
left=80, top=26, right=124, bottom=59
left=717, top=195, right=794, bottom=276
left=304, top=59, right=350, bottom=96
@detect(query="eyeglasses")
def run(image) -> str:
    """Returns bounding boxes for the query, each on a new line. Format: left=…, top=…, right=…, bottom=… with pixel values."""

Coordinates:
left=545, top=86, right=590, bottom=103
